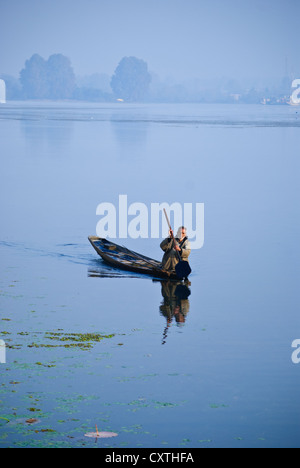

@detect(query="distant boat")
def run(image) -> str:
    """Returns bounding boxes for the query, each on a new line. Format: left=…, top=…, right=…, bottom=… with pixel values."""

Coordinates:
left=0, top=79, right=6, bottom=104
left=88, top=236, right=178, bottom=279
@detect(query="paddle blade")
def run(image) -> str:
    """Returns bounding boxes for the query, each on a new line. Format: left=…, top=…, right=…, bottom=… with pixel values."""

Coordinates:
left=175, top=261, right=192, bottom=279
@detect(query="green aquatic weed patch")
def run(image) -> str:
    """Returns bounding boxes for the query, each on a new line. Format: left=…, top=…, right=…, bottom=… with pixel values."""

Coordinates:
left=1, top=329, right=115, bottom=352
left=28, top=332, right=115, bottom=350
left=45, top=332, right=115, bottom=342
left=0, top=417, right=10, bottom=423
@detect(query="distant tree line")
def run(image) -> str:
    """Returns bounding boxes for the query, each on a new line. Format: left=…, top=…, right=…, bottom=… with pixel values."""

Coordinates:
left=111, top=57, right=151, bottom=101
left=0, top=53, right=295, bottom=104
left=20, top=54, right=76, bottom=99
left=1, top=54, right=152, bottom=102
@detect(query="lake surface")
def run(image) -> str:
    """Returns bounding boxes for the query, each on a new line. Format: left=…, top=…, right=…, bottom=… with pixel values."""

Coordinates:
left=0, top=102, right=299, bottom=448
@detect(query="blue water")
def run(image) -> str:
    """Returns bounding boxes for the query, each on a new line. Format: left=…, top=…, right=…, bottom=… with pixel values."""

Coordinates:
left=0, top=102, right=299, bottom=448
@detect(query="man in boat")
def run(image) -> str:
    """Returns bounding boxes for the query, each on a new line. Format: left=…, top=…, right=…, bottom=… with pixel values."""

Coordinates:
left=160, top=226, right=191, bottom=272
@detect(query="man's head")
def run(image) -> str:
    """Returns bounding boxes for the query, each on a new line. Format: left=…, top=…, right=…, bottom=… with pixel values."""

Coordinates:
left=176, top=226, right=187, bottom=239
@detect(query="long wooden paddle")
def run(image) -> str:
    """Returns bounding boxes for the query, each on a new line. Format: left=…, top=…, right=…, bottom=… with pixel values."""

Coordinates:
left=163, top=209, right=192, bottom=279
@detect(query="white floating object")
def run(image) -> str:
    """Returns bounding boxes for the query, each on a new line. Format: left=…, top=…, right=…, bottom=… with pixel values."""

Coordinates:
left=85, top=425, right=118, bottom=438
left=85, top=431, right=118, bottom=438
left=0, top=339, right=6, bottom=363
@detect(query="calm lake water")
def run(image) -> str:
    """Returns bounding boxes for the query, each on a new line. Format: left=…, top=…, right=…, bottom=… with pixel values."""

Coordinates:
left=0, top=102, right=299, bottom=448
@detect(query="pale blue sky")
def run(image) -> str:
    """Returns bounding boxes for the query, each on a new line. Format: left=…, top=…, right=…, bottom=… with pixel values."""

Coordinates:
left=0, top=0, right=299, bottom=83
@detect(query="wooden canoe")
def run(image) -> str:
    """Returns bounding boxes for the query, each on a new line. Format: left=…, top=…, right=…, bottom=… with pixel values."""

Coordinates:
left=88, top=236, right=178, bottom=279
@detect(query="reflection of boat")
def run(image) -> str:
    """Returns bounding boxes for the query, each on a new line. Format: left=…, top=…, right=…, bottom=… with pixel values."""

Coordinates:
left=158, top=280, right=191, bottom=344
left=88, top=236, right=178, bottom=279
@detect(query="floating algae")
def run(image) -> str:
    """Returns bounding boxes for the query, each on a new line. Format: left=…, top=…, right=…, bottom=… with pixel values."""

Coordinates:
left=28, top=332, right=115, bottom=350
left=1, top=330, right=115, bottom=351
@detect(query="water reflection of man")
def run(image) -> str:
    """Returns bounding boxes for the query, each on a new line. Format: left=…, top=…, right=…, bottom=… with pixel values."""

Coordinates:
left=160, top=226, right=191, bottom=272
left=159, top=280, right=191, bottom=344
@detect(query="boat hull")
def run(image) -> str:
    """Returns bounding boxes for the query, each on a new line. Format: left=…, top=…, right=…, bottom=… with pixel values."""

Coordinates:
left=88, top=236, right=179, bottom=279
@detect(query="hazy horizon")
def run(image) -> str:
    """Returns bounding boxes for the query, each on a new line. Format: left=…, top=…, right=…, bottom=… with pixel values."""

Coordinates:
left=1, top=0, right=299, bottom=86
